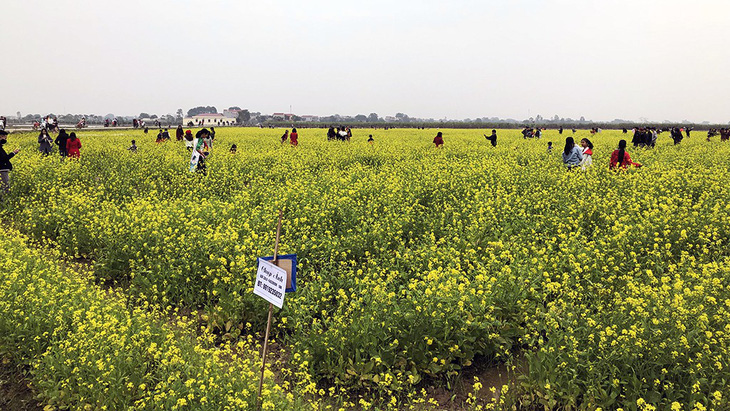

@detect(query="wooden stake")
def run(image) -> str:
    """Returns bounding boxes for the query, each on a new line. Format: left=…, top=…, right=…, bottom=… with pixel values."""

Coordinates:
left=257, top=209, right=283, bottom=406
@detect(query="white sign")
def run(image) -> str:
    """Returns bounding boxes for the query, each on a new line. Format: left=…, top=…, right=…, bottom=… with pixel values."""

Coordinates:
left=253, top=259, right=287, bottom=308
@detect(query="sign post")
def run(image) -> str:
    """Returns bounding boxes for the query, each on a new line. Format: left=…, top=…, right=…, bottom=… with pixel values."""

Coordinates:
left=257, top=209, right=283, bottom=406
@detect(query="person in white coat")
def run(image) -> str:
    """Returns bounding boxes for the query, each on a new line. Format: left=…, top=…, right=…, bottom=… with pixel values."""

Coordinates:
left=579, top=138, right=593, bottom=170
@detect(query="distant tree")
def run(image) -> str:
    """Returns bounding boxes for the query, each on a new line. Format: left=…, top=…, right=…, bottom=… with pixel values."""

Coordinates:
left=367, top=113, right=379, bottom=122
left=150, top=114, right=158, bottom=119
left=395, top=113, right=406, bottom=119
left=16, top=111, right=21, bottom=119
left=228, top=106, right=241, bottom=110
left=187, top=106, right=218, bottom=117
left=237, top=110, right=251, bottom=124
left=354, top=114, right=367, bottom=122
left=579, top=116, right=586, bottom=122
left=552, top=115, right=560, bottom=122
left=535, top=114, right=543, bottom=122
left=176, top=109, right=183, bottom=120
left=139, top=113, right=150, bottom=119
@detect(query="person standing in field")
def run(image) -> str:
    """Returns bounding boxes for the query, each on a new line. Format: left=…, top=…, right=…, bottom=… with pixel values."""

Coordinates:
left=547, top=141, right=553, bottom=153
left=176, top=125, right=184, bottom=141
left=38, top=129, right=53, bottom=156
left=610, top=140, right=642, bottom=169
left=184, top=129, right=194, bottom=150
left=484, top=129, right=497, bottom=147
left=162, top=128, right=171, bottom=141
left=0, top=131, right=20, bottom=194
left=562, top=137, right=583, bottom=170
left=289, top=128, right=299, bottom=146
left=281, top=130, right=289, bottom=144
left=579, top=138, right=593, bottom=170
left=128, top=140, right=138, bottom=153
left=193, top=129, right=211, bottom=175
left=327, top=127, right=336, bottom=141
left=368, top=134, right=374, bottom=144
left=707, top=128, right=730, bottom=142
left=670, top=127, right=684, bottom=145
left=433, top=131, right=444, bottom=148
left=66, top=132, right=82, bottom=159
left=55, top=129, right=69, bottom=159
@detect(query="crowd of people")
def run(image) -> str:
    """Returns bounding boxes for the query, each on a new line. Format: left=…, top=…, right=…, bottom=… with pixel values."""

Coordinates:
left=1, top=123, right=727, bottom=196
left=327, top=126, right=352, bottom=141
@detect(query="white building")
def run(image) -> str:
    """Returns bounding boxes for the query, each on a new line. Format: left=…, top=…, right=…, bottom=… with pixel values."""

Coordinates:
left=183, top=113, right=234, bottom=126
left=301, top=115, right=319, bottom=122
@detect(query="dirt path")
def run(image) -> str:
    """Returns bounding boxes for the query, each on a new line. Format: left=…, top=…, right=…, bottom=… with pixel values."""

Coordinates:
left=0, top=363, right=42, bottom=411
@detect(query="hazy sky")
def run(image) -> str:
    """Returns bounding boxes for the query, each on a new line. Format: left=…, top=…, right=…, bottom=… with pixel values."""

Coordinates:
left=2, top=0, right=728, bottom=122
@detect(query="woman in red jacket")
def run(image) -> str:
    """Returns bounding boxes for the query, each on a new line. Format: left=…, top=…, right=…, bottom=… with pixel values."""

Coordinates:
left=289, top=128, right=299, bottom=146
left=433, top=131, right=444, bottom=147
left=66, top=132, right=82, bottom=159
left=609, top=139, right=641, bottom=169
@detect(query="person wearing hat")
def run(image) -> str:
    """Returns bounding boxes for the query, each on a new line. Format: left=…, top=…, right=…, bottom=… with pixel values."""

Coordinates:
left=184, top=129, right=194, bottom=150
left=0, top=131, right=20, bottom=194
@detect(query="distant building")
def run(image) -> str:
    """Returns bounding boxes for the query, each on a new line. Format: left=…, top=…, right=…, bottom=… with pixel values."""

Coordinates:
left=223, top=109, right=244, bottom=119
left=384, top=116, right=397, bottom=122
left=301, top=115, right=319, bottom=122
left=183, top=113, right=234, bottom=126
left=272, top=113, right=295, bottom=121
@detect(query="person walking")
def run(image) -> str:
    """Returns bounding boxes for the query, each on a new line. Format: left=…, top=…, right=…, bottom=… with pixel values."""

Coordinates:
left=433, top=131, right=444, bottom=148
left=562, top=137, right=583, bottom=170
left=55, top=129, right=69, bottom=159
left=38, top=129, right=53, bottom=156
left=0, top=131, right=20, bottom=194
left=176, top=125, right=184, bottom=141
left=289, top=128, right=299, bottom=146
left=610, top=140, right=642, bottom=169
left=66, top=132, right=82, bottom=159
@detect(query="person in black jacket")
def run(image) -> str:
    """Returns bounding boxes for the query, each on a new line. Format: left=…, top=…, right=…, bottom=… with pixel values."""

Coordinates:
left=671, top=127, right=684, bottom=145
left=55, top=129, right=69, bottom=158
left=0, top=131, right=20, bottom=194
left=484, top=129, right=497, bottom=147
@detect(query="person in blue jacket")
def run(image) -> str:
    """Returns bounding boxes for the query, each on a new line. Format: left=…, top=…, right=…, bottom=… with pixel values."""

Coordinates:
left=562, top=137, right=583, bottom=170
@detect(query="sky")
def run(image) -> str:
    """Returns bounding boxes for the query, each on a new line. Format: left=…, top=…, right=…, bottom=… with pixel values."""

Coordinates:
left=1, top=0, right=728, bottom=123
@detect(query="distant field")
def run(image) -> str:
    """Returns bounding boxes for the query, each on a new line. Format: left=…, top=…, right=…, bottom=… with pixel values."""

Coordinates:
left=1, top=127, right=729, bottom=410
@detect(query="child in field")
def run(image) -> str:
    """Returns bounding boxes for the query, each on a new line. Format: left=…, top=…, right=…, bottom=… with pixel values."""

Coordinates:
left=579, top=138, right=593, bottom=170
left=290, top=128, right=299, bottom=146
left=433, top=132, right=444, bottom=147
left=610, top=140, right=642, bottom=169
left=562, top=137, right=583, bottom=170
left=230, top=144, right=237, bottom=154
left=368, top=134, right=374, bottom=144
left=547, top=141, right=553, bottom=153
left=484, top=130, right=497, bottom=147
left=281, top=130, right=289, bottom=144
left=128, top=140, right=137, bottom=153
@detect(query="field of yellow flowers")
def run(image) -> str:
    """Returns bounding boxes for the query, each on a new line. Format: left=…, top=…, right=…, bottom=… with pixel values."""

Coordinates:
left=1, top=127, right=730, bottom=410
